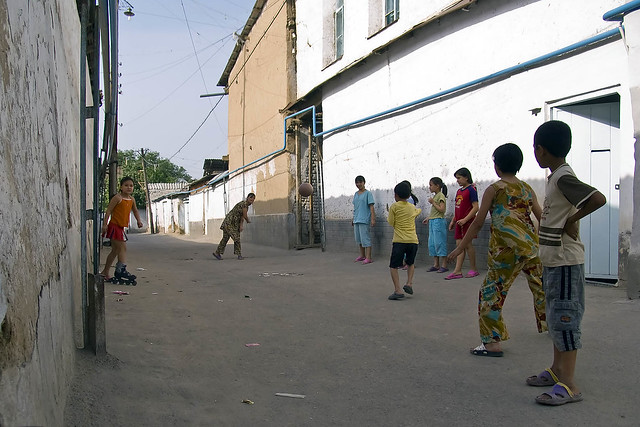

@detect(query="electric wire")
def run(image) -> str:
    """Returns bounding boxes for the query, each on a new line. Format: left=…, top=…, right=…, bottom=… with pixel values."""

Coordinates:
left=181, top=0, right=209, bottom=95
left=227, top=0, right=287, bottom=87
left=168, top=95, right=224, bottom=161
left=123, top=36, right=232, bottom=124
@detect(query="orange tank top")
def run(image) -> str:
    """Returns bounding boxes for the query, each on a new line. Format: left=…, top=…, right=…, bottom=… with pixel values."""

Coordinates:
left=110, top=198, right=134, bottom=227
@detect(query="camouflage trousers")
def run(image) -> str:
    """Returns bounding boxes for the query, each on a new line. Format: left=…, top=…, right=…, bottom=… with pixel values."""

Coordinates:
left=216, top=226, right=241, bottom=256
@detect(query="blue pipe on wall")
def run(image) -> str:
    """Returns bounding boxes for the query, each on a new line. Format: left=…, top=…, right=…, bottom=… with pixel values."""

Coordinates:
left=603, top=0, right=640, bottom=21
left=166, top=27, right=621, bottom=198
left=314, top=28, right=620, bottom=138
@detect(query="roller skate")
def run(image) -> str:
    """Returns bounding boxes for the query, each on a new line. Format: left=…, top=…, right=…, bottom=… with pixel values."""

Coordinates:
left=114, top=262, right=137, bottom=286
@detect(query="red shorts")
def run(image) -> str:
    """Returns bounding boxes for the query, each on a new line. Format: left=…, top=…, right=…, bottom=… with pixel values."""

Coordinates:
left=454, top=221, right=476, bottom=240
left=103, top=222, right=127, bottom=241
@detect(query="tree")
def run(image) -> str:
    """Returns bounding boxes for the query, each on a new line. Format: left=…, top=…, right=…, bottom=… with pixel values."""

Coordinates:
left=115, top=149, right=192, bottom=207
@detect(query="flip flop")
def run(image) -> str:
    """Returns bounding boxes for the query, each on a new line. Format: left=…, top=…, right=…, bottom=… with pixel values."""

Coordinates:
left=470, top=343, right=504, bottom=357
left=445, top=272, right=464, bottom=280
left=527, top=368, right=559, bottom=387
left=535, top=382, right=583, bottom=406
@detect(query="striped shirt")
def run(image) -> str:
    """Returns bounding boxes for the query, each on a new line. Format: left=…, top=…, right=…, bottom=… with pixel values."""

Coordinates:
left=539, top=164, right=597, bottom=267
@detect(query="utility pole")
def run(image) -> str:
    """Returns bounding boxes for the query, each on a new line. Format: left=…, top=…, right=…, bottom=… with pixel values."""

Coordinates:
left=140, top=148, right=155, bottom=234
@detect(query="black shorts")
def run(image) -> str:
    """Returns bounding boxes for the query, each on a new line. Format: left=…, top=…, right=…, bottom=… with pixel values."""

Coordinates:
left=389, top=242, right=419, bottom=268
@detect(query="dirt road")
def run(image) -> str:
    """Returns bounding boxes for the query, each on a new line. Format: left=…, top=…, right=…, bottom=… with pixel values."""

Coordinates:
left=65, top=233, right=640, bottom=426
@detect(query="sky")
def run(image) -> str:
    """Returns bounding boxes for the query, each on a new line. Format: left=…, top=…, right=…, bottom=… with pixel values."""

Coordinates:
left=117, top=0, right=257, bottom=179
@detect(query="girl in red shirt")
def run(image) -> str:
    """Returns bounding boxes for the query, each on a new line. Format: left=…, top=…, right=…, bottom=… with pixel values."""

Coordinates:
left=446, top=168, right=479, bottom=279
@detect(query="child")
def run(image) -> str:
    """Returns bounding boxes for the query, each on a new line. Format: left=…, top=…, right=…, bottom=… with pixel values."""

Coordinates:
left=352, top=175, right=376, bottom=264
left=387, top=181, right=421, bottom=300
left=100, top=176, right=144, bottom=283
left=423, top=177, right=448, bottom=273
left=213, top=193, right=256, bottom=260
left=446, top=167, right=479, bottom=279
left=399, top=180, right=418, bottom=269
left=401, top=180, right=419, bottom=206
left=447, top=143, right=547, bottom=357
left=528, top=121, right=606, bottom=406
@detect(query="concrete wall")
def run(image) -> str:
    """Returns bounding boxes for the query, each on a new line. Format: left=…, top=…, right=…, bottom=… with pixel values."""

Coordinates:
left=621, top=8, right=640, bottom=298
left=0, top=0, right=84, bottom=425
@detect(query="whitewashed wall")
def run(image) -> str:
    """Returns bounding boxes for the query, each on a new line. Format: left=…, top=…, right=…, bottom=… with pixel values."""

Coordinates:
left=296, top=1, right=633, bottom=225
left=296, top=0, right=626, bottom=96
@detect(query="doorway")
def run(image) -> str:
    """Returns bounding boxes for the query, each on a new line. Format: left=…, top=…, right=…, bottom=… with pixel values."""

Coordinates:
left=295, top=124, right=324, bottom=249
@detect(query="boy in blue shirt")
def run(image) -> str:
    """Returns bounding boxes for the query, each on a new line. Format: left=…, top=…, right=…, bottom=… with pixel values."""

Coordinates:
left=352, top=175, right=376, bottom=264
left=528, top=120, right=606, bottom=406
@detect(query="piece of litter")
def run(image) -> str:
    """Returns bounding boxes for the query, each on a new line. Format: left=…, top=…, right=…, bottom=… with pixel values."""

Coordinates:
left=258, top=272, right=304, bottom=277
left=152, top=292, right=158, bottom=295
left=115, top=298, right=124, bottom=302
left=112, top=291, right=129, bottom=295
left=242, top=399, right=254, bottom=405
left=136, top=267, right=146, bottom=271
left=217, top=300, right=224, bottom=303
left=275, top=393, right=305, bottom=399
left=245, top=343, right=260, bottom=347
left=244, top=295, right=251, bottom=298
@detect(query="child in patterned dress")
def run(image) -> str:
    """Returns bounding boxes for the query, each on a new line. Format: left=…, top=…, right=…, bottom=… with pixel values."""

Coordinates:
left=448, top=143, right=547, bottom=356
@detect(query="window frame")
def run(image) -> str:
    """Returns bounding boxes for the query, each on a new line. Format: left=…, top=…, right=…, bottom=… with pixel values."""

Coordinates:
left=335, top=0, right=344, bottom=59
left=384, top=0, right=400, bottom=26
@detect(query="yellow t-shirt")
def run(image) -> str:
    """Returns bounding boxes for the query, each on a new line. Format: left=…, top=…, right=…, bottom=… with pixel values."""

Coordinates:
left=387, top=201, right=421, bottom=243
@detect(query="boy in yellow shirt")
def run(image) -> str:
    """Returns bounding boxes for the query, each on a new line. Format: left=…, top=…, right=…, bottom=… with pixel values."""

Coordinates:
left=387, top=181, right=422, bottom=300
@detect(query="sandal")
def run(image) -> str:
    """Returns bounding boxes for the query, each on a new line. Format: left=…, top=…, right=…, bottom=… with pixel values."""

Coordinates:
left=527, top=368, right=559, bottom=387
left=466, top=270, right=480, bottom=278
left=402, top=284, right=413, bottom=295
left=535, top=382, right=583, bottom=406
left=427, top=266, right=439, bottom=272
left=470, top=343, right=503, bottom=357
left=437, top=267, right=449, bottom=273
left=212, top=252, right=222, bottom=260
left=444, top=272, right=463, bottom=280
left=388, top=292, right=405, bottom=300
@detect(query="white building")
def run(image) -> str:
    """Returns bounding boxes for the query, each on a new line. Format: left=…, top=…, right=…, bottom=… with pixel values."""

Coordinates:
left=290, top=0, right=636, bottom=284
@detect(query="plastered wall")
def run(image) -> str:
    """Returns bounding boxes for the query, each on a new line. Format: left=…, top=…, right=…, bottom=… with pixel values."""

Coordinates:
left=0, top=0, right=82, bottom=425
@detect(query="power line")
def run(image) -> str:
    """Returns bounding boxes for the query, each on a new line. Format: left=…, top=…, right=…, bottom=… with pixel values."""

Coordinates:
left=122, top=36, right=232, bottom=125
left=168, top=95, right=224, bottom=161
left=228, top=0, right=287, bottom=87
left=181, top=0, right=209, bottom=95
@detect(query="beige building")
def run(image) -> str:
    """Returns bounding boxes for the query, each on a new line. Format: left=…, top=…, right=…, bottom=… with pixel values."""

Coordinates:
left=216, top=0, right=323, bottom=249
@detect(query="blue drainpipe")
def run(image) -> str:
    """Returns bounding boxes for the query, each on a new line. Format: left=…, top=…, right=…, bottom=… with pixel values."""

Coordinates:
left=603, top=0, right=640, bottom=21
left=162, top=27, right=622, bottom=198
left=311, top=28, right=620, bottom=138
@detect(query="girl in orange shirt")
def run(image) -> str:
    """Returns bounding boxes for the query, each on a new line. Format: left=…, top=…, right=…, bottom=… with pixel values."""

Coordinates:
left=100, top=176, right=143, bottom=284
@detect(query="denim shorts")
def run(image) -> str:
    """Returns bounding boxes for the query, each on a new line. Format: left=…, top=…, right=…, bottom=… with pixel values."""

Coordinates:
left=428, top=218, right=448, bottom=256
left=354, top=223, right=372, bottom=247
left=543, top=265, right=585, bottom=352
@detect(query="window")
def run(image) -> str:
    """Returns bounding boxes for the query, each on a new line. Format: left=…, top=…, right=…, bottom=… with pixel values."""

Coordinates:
left=385, top=0, right=399, bottom=26
left=335, top=0, right=344, bottom=58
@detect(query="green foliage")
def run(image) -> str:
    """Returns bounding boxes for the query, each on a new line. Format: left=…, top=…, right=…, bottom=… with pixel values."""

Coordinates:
left=109, top=149, right=193, bottom=207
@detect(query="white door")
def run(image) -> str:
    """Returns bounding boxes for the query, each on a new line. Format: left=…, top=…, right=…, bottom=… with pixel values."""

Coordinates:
left=552, top=99, right=620, bottom=279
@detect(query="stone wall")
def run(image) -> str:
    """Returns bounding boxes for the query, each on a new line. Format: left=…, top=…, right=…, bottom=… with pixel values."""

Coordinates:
left=0, top=1, right=83, bottom=425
